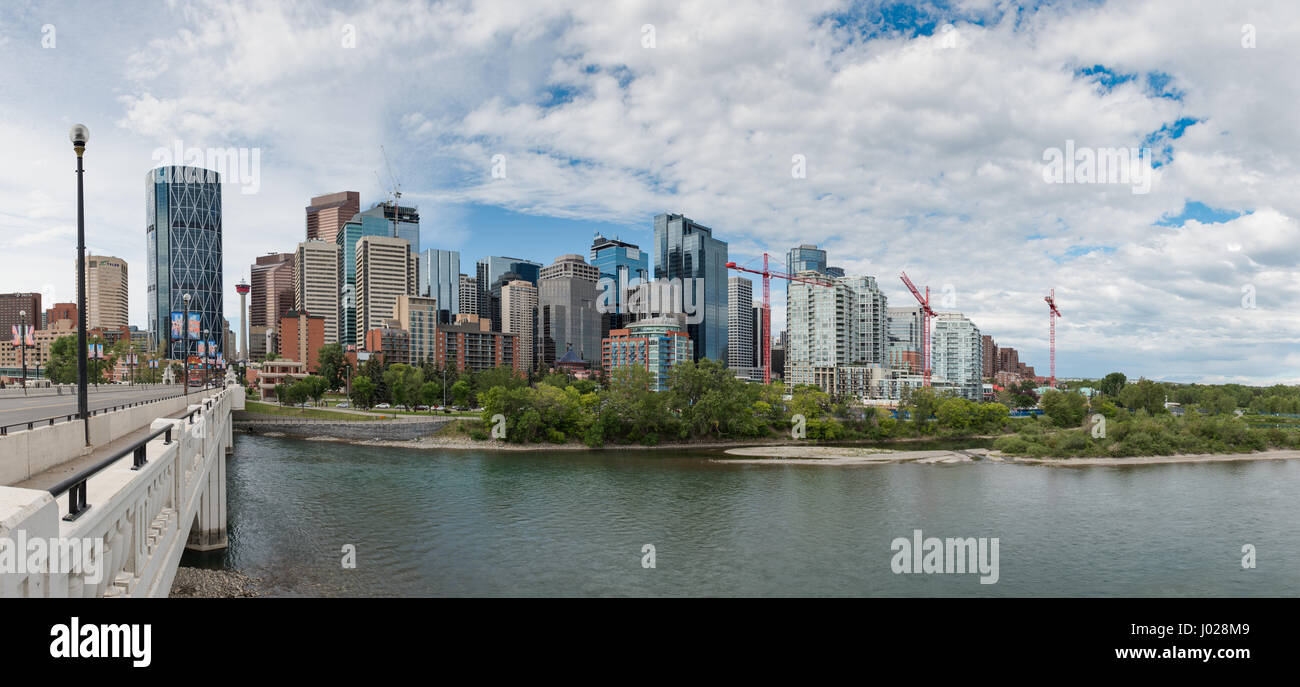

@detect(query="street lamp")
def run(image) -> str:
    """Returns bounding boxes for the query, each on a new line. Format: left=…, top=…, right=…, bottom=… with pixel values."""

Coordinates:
left=203, top=328, right=210, bottom=389
left=182, top=292, right=191, bottom=398
left=18, top=310, right=27, bottom=391
left=70, top=124, right=90, bottom=447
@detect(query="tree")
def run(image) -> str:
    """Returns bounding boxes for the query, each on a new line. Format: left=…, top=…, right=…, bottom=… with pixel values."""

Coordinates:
left=44, top=335, right=78, bottom=383
left=451, top=380, right=471, bottom=406
left=1098, top=372, right=1127, bottom=397
left=382, top=364, right=425, bottom=411
left=1118, top=378, right=1167, bottom=414
left=317, top=343, right=346, bottom=390
left=418, top=381, right=442, bottom=411
left=304, top=375, right=329, bottom=406
left=350, top=376, right=376, bottom=409
left=1040, top=389, right=1088, bottom=428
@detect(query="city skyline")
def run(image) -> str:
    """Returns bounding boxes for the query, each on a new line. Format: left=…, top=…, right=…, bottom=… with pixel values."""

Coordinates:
left=2, top=1, right=1298, bottom=383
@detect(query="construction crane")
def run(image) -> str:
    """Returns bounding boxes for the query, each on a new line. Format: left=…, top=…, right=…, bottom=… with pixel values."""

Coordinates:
left=378, top=145, right=403, bottom=237
left=1044, top=288, right=1061, bottom=386
left=726, top=254, right=833, bottom=384
left=900, top=272, right=936, bottom=386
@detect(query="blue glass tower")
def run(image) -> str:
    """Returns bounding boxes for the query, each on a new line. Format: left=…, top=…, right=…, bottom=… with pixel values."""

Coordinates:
left=335, top=213, right=392, bottom=346
left=653, top=213, right=728, bottom=362
left=590, top=232, right=648, bottom=332
left=418, top=248, right=460, bottom=324
left=146, top=166, right=223, bottom=360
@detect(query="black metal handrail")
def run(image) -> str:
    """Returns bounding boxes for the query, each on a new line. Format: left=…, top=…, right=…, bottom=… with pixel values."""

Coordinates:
left=0, top=390, right=192, bottom=436
left=47, top=422, right=176, bottom=522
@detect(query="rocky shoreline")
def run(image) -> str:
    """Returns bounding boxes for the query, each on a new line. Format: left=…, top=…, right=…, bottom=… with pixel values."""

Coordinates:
left=169, top=567, right=261, bottom=598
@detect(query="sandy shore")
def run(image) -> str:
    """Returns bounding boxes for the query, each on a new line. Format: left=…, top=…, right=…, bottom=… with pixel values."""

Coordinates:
left=720, top=446, right=995, bottom=465
left=720, top=445, right=1300, bottom=467
left=294, top=433, right=817, bottom=452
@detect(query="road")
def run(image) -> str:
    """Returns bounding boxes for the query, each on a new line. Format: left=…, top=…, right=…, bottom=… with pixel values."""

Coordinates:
left=0, top=385, right=203, bottom=430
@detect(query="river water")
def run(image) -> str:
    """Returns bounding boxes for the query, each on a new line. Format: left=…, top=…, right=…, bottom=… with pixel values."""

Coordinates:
left=186, top=434, right=1300, bottom=596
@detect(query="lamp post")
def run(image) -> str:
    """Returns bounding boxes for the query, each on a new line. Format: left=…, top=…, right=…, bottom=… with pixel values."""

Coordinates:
left=182, top=292, right=191, bottom=399
left=203, top=328, right=210, bottom=389
left=71, top=124, right=90, bottom=447
left=18, top=310, right=27, bottom=391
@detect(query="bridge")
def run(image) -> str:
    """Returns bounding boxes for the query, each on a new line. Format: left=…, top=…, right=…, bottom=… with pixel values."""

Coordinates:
left=0, top=381, right=243, bottom=597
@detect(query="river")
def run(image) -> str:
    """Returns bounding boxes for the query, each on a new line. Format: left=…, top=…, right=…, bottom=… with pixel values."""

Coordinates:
left=182, top=433, right=1300, bottom=596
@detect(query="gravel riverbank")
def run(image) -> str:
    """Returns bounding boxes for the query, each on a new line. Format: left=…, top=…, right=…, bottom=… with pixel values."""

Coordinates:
left=169, top=567, right=260, bottom=598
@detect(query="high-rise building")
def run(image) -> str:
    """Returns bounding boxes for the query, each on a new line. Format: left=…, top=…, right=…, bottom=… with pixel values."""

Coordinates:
left=652, top=213, right=728, bottom=362
left=500, top=279, right=538, bottom=373
left=727, top=276, right=756, bottom=379
left=358, top=202, right=420, bottom=256
left=476, top=256, right=541, bottom=321
left=982, top=335, right=997, bottom=379
left=931, top=312, right=983, bottom=400
left=417, top=248, right=460, bottom=324
left=334, top=212, right=391, bottom=346
left=538, top=254, right=601, bottom=368
left=295, top=240, right=341, bottom=344
left=279, top=309, right=325, bottom=372
left=786, top=244, right=827, bottom=275
left=458, top=275, right=479, bottom=321
left=364, top=321, right=410, bottom=366
left=355, top=235, right=416, bottom=340
left=394, top=294, right=439, bottom=365
left=751, top=305, right=763, bottom=370
left=786, top=273, right=889, bottom=398
left=602, top=315, right=693, bottom=391
left=305, top=191, right=360, bottom=244
left=590, top=232, right=649, bottom=334
left=146, top=165, right=223, bottom=359
left=0, top=293, right=42, bottom=336
left=887, top=306, right=924, bottom=372
left=250, top=252, right=295, bottom=328
left=85, top=255, right=128, bottom=330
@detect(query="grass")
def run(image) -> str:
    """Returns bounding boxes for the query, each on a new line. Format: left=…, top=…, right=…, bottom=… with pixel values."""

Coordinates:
left=241, top=401, right=391, bottom=422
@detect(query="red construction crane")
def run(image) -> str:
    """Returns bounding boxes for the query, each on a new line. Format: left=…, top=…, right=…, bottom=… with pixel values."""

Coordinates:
left=900, top=272, right=936, bottom=386
left=1044, top=288, right=1061, bottom=385
left=726, top=254, right=833, bottom=384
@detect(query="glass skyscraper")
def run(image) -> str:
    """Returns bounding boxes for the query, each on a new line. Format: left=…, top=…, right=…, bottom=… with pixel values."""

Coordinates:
left=418, top=248, right=460, bottom=324
left=590, top=232, right=648, bottom=333
left=653, top=213, right=728, bottom=362
left=146, top=166, right=224, bottom=360
left=335, top=212, right=391, bottom=346
left=475, top=256, right=541, bottom=322
left=787, top=244, right=843, bottom=276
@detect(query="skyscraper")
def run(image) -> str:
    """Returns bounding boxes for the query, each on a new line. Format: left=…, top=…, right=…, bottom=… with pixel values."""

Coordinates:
left=249, top=252, right=295, bottom=328
left=652, top=213, right=728, bottom=362
left=459, top=274, right=479, bottom=322
left=786, top=244, right=828, bottom=274
left=887, top=306, right=924, bottom=372
left=786, top=273, right=889, bottom=397
left=334, top=212, right=390, bottom=345
left=590, top=232, right=649, bottom=334
left=85, top=255, right=128, bottom=330
left=418, top=248, right=460, bottom=323
left=501, top=279, right=538, bottom=373
left=728, top=276, right=755, bottom=379
left=476, top=256, right=541, bottom=321
left=355, top=235, right=415, bottom=339
left=295, top=239, right=340, bottom=344
left=305, top=191, right=360, bottom=244
left=538, top=254, right=601, bottom=367
left=146, top=165, right=223, bottom=359
left=395, top=294, right=439, bottom=365
left=932, top=312, right=983, bottom=400
left=0, top=293, right=42, bottom=336
left=359, top=202, right=420, bottom=256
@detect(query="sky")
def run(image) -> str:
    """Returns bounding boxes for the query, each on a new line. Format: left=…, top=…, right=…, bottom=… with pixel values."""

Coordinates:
left=2, top=0, right=1299, bottom=384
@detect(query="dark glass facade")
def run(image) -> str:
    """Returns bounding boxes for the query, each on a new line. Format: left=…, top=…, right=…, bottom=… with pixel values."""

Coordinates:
left=147, top=166, right=224, bottom=360
left=652, top=213, right=728, bottom=362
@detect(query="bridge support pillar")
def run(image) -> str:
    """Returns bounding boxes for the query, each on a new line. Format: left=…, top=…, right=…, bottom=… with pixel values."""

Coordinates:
left=185, top=400, right=228, bottom=552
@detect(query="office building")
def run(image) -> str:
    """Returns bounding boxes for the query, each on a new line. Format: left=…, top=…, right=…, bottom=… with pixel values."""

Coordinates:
left=0, top=293, right=43, bottom=336
left=602, top=315, right=693, bottom=391
left=85, top=255, right=128, bottom=330
left=887, top=306, right=924, bottom=372
left=500, top=279, right=538, bottom=373
left=356, top=235, right=416, bottom=341
left=146, top=165, right=224, bottom=359
left=652, top=213, right=728, bottom=362
left=476, top=256, right=541, bottom=320
left=334, top=212, right=391, bottom=345
left=395, top=294, right=439, bottom=365
left=417, top=248, right=460, bottom=324
left=305, top=191, right=360, bottom=244
left=295, top=240, right=341, bottom=344
left=727, top=276, right=756, bottom=379
left=538, top=254, right=601, bottom=368
left=590, top=232, right=650, bottom=334
left=363, top=202, right=421, bottom=257
left=786, top=273, right=889, bottom=398
left=982, top=335, right=997, bottom=379
left=250, top=252, right=295, bottom=328
left=931, top=312, right=983, bottom=400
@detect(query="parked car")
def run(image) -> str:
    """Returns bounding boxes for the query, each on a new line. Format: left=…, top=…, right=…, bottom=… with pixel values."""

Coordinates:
left=375, top=403, right=391, bottom=409
left=415, top=405, right=429, bottom=411
left=336, top=402, right=350, bottom=408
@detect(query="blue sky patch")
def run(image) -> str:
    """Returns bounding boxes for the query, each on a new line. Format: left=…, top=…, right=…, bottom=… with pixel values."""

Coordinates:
left=1155, top=201, right=1247, bottom=227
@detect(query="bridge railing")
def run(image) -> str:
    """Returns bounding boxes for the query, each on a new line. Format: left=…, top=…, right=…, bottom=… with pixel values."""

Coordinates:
left=0, top=390, right=193, bottom=435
